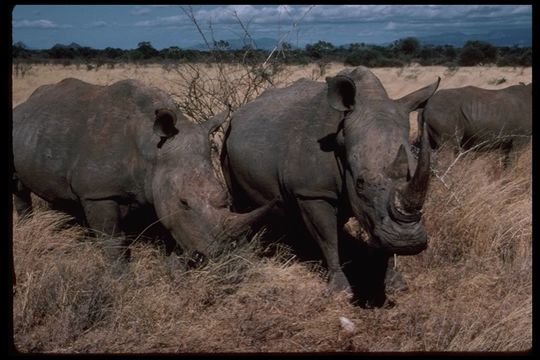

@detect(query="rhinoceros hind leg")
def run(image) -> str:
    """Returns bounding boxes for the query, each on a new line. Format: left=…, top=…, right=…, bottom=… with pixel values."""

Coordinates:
left=297, top=199, right=352, bottom=296
left=82, top=199, right=131, bottom=264
left=13, top=178, right=33, bottom=222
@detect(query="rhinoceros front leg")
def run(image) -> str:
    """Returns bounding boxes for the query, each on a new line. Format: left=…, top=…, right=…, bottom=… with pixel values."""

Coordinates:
left=384, top=255, right=409, bottom=294
left=12, top=177, right=33, bottom=221
left=297, top=199, right=351, bottom=295
left=81, top=199, right=131, bottom=263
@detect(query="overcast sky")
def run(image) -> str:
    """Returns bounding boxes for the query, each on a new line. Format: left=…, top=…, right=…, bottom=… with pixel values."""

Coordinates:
left=12, top=5, right=532, bottom=50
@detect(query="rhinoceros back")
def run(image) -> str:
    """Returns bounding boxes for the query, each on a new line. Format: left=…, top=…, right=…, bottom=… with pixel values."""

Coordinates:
left=12, top=78, right=176, bottom=204
left=225, top=78, right=342, bottom=208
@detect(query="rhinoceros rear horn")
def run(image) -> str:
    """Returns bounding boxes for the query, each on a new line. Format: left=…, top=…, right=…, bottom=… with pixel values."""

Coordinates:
left=386, top=144, right=410, bottom=180
left=153, top=108, right=179, bottom=138
left=326, top=75, right=356, bottom=112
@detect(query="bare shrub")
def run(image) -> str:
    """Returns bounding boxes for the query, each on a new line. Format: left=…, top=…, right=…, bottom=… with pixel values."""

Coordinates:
left=169, top=62, right=276, bottom=124
left=13, top=62, right=33, bottom=78
left=169, top=6, right=313, bottom=124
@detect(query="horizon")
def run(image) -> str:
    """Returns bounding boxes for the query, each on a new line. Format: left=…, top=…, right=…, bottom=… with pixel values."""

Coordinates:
left=12, top=5, right=532, bottom=50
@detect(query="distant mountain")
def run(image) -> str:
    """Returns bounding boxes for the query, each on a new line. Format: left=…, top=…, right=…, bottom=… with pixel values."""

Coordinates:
left=416, top=29, right=531, bottom=47
left=188, top=37, right=284, bottom=51
left=51, top=42, right=84, bottom=49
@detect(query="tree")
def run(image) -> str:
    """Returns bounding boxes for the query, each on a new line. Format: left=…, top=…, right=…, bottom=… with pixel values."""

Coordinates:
left=393, top=37, right=420, bottom=56
left=279, top=42, right=292, bottom=51
left=348, top=43, right=365, bottom=52
left=344, top=48, right=379, bottom=67
left=136, top=41, right=159, bottom=59
left=160, top=46, right=183, bottom=60
left=443, top=45, right=457, bottom=61
left=13, top=41, right=30, bottom=58
left=49, top=44, right=75, bottom=59
left=103, top=47, right=124, bottom=59
left=418, top=45, right=436, bottom=65
left=213, top=40, right=230, bottom=51
left=459, top=40, right=497, bottom=66
left=305, top=40, right=335, bottom=59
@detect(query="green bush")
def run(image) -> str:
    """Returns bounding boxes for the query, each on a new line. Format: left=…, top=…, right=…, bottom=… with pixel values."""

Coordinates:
left=459, top=40, right=497, bottom=66
left=11, top=37, right=531, bottom=68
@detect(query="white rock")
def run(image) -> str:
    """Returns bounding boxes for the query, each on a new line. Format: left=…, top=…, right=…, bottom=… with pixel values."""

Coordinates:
left=339, top=316, right=356, bottom=333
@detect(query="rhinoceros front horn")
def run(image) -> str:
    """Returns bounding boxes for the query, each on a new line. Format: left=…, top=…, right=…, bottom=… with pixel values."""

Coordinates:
left=397, top=119, right=431, bottom=214
left=220, top=200, right=277, bottom=239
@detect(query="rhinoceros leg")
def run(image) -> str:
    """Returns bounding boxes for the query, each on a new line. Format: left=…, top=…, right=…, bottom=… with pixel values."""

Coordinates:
left=81, top=199, right=131, bottom=263
left=500, top=139, right=513, bottom=169
left=12, top=177, right=33, bottom=221
left=384, top=256, right=409, bottom=294
left=297, top=199, right=351, bottom=295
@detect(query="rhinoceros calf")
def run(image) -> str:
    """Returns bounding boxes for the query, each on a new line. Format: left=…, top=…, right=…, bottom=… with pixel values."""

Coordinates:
left=418, top=83, right=532, bottom=152
left=222, top=66, right=439, bottom=306
left=12, top=78, right=271, bottom=262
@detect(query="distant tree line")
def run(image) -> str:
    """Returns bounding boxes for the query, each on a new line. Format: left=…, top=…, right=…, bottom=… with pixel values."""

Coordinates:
left=12, top=37, right=532, bottom=68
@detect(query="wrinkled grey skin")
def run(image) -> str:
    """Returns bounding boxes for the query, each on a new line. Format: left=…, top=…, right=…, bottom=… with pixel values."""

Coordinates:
left=12, top=78, right=272, bottom=262
left=222, top=66, right=439, bottom=305
left=417, top=83, right=532, bottom=152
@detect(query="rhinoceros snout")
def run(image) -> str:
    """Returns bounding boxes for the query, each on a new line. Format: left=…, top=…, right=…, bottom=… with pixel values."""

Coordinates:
left=372, top=216, right=428, bottom=255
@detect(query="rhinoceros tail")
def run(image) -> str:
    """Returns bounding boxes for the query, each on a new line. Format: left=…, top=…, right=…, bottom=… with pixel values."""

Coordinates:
left=202, top=105, right=233, bottom=135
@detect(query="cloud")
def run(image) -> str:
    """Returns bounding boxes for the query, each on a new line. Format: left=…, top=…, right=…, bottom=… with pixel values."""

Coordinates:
left=134, top=15, right=185, bottom=27
left=183, top=5, right=531, bottom=28
left=131, top=5, right=177, bottom=16
left=88, top=21, right=107, bottom=28
left=131, top=6, right=151, bottom=16
left=385, top=21, right=397, bottom=30
left=13, top=19, right=72, bottom=29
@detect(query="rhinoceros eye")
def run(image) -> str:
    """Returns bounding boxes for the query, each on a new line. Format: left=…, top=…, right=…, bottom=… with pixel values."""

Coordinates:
left=180, top=199, right=191, bottom=210
left=356, top=177, right=365, bottom=190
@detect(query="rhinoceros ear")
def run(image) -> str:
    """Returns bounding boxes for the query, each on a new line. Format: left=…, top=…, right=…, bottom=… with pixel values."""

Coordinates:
left=326, top=75, right=356, bottom=112
left=153, top=108, right=179, bottom=138
left=395, top=77, right=440, bottom=113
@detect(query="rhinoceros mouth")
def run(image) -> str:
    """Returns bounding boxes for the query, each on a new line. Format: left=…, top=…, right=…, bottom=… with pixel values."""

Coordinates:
left=388, top=188, right=422, bottom=224
left=344, top=215, right=427, bottom=255
left=372, top=215, right=427, bottom=255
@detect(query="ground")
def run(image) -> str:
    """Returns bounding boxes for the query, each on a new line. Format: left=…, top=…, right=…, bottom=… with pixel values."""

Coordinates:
left=11, top=63, right=532, bottom=353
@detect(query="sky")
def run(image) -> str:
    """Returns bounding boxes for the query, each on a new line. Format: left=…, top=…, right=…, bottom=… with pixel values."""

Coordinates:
left=11, top=5, right=533, bottom=50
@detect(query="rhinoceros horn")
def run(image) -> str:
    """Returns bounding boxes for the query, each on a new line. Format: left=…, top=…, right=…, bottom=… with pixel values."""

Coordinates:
left=218, top=199, right=277, bottom=239
left=396, top=118, right=431, bottom=215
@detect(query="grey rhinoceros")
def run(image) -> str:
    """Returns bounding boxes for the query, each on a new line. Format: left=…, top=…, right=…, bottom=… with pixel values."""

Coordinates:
left=417, top=83, right=532, bottom=153
left=222, top=66, right=440, bottom=306
left=12, top=78, right=272, bottom=262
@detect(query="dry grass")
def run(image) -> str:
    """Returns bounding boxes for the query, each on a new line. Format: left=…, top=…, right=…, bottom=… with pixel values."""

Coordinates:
left=11, top=64, right=532, bottom=353
left=11, top=143, right=532, bottom=354
left=12, top=63, right=531, bottom=109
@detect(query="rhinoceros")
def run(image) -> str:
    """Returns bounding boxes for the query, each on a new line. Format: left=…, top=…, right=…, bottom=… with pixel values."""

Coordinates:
left=12, top=78, right=272, bottom=262
left=222, top=66, right=439, bottom=306
left=417, top=83, right=532, bottom=153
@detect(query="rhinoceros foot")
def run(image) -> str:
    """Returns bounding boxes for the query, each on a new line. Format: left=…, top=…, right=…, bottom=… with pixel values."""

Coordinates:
left=324, top=270, right=353, bottom=297
left=384, top=266, right=409, bottom=294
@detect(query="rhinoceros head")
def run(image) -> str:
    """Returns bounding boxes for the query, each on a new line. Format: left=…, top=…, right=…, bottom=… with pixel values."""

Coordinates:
left=326, top=66, right=439, bottom=255
left=150, top=109, right=272, bottom=257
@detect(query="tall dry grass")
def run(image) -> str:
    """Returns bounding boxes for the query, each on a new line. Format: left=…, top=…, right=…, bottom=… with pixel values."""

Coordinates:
left=11, top=63, right=531, bottom=353
left=11, top=64, right=532, bottom=109
left=11, top=141, right=532, bottom=353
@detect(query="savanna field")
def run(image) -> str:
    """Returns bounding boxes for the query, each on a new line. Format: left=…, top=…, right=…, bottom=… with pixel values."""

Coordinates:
left=11, top=63, right=532, bottom=353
